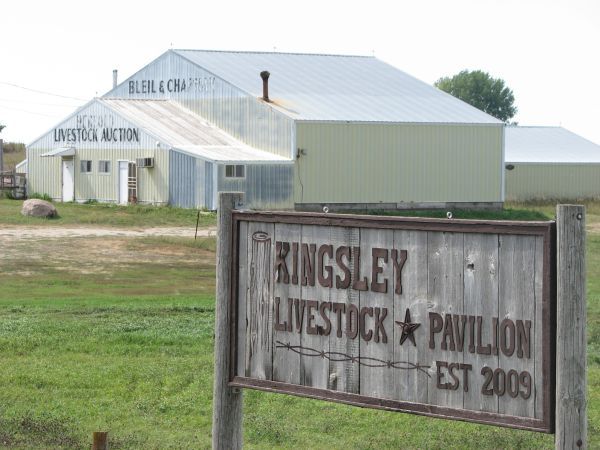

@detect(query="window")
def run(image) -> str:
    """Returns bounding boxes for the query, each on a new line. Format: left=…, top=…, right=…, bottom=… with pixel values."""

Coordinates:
left=99, top=160, right=111, bottom=174
left=225, top=164, right=245, bottom=178
left=80, top=160, right=92, bottom=173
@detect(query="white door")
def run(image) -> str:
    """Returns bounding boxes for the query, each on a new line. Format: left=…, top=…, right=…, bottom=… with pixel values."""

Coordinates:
left=118, top=161, right=128, bottom=204
left=62, top=159, right=74, bottom=202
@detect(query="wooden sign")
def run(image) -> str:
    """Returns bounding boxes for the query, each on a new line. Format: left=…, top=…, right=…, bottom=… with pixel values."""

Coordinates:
left=228, top=211, right=555, bottom=432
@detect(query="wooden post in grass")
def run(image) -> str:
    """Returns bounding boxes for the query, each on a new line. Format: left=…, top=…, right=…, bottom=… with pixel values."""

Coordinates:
left=556, top=205, right=587, bottom=449
left=212, top=192, right=244, bottom=450
left=92, top=431, right=108, bottom=450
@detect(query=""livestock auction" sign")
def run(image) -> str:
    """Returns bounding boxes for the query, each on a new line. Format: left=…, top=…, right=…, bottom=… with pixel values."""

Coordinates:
left=229, top=212, right=555, bottom=432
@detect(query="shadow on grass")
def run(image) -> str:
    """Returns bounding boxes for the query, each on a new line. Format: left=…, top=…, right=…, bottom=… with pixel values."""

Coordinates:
left=0, top=414, right=81, bottom=448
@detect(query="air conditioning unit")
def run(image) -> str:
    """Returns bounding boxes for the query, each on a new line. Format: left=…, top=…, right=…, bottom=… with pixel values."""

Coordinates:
left=136, top=157, right=154, bottom=168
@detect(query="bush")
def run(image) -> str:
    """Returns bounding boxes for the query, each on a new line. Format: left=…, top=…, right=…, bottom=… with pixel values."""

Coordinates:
left=28, top=192, right=53, bottom=202
left=4, top=190, right=17, bottom=200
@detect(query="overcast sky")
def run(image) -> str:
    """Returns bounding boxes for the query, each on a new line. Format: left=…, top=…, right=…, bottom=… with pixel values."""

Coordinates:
left=1, top=0, right=598, bottom=147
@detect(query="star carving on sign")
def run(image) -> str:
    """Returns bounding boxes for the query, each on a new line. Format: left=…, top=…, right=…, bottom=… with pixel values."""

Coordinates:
left=395, top=308, right=420, bottom=346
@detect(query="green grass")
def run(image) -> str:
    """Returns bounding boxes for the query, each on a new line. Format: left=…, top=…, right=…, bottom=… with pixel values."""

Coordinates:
left=373, top=206, right=550, bottom=221
left=0, top=198, right=216, bottom=228
left=0, top=202, right=598, bottom=448
left=0, top=236, right=217, bottom=448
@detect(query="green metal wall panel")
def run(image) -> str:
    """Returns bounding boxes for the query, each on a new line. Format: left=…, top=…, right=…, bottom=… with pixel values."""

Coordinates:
left=505, top=164, right=600, bottom=200
left=294, top=122, right=503, bottom=204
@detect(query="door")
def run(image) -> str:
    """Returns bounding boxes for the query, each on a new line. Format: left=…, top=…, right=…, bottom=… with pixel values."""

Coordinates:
left=62, top=159, right=74, bottom=202
left=118, top=161, right=128, bottom=204
left=128, top=162, right=137, bottom=203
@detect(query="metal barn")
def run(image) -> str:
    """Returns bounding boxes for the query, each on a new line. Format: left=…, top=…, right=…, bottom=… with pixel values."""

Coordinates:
left=28, top=50, right=505, bottom=210
left=27, top=98, right=291, bottom=209
left=505, top=126, right=600, bottom=201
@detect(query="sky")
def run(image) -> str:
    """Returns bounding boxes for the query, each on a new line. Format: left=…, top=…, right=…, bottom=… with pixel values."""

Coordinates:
left=0, top=0, right=598, bottom=147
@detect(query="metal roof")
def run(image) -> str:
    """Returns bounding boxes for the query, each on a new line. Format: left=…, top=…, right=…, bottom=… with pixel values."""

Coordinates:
left=175, top=145, right=291, bottom=163
left=505, top=126, right=600, bottom=163
left=100, top=99, right=290, bottom=162
left=173, top=49, right=502, bottom=125
left=41, top=147, right=75, bottom=157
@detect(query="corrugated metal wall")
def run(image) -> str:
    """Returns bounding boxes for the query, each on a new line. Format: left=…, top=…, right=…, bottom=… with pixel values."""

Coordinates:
left=28, top=147, right=169, bottom=204
left=169, top=149, right=293, bottom=210
left=216, top=163, right=294, bottom=210
left=105, top=51, right=294, bottom=158
left=28, top=101, right=169, bottom=203
left=27, top=149, right=61, bottom=199
left=295, top=122, right=504, bottom=204
left=505, top=164, right=600, bottom=200
left=169, top=150, right=211, bottom=208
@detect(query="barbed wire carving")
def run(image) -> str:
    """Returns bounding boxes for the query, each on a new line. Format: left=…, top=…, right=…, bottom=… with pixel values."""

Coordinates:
left=275, top=341, right=431, bottom=378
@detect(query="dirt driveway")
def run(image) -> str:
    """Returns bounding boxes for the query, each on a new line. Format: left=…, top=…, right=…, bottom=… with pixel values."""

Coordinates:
left=0, top=226, right=216, bottom=240
left=0, top=225, right=217, bottom=278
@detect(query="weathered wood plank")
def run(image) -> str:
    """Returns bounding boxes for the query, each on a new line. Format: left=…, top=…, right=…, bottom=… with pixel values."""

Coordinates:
left=328, top=227, right=360, bottom=394
left=427, top=231, right=464, bottom=409
left=556, top=205, right=586, bottom=449
left=272, top=223, right=302, bottom=384
left=236, top=220, right=248, bottom=378
left=393, top=230, right=428, bottom=404
left=462, top=233, right=499, bottom=414
left=359, top=228, right=395, bottom=399
left=534, top=235, right=545, bottom=420
left=212, top=192, right=243, bottom=450
left=299, top=225, right=331, bottom=390
left=498, top=235, right=536, bottom=419
left=245, top=221, right=275, bottom=380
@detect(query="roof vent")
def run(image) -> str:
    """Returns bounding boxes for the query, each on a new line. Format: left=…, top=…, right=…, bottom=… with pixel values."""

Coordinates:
left=260, top=71, right=270, bottom=102
left=112, top=69, right=118, bottom=89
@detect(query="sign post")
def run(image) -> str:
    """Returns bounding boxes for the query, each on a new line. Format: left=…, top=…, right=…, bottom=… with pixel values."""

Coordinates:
left=212, top=192, right=244, bottom=450
left=556, top=205, right=587, bottom=449
left=212, top=200, right=587, bottom=448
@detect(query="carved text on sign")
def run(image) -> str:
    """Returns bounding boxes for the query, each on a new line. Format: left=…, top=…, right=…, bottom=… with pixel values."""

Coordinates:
left=233, top=215, right=554, bottom=431
left=274, top=241, right=407, bottom=294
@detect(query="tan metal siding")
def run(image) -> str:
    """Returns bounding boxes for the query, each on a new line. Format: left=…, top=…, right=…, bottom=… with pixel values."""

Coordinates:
left=295, top=122, right=503, bottom=204
left=505, top=164, right=600, bottom=200
left=75, top=148, right=168, bottom=203
left=27, top=147, right=61, bottom=199
left=28, top=147, right=169, bottom=204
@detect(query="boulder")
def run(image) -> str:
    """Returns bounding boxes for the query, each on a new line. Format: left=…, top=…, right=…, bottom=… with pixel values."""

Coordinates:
left=21, top=199, right=58, bottom=218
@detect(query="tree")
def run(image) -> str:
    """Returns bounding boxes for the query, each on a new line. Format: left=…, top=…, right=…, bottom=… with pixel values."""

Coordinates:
left=435, top=70, right=517, bottom=122
left=0, top=123, right=4, bottom=134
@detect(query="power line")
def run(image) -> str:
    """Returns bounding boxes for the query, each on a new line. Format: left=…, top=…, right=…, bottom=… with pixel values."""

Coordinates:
left=0, top=103, right=57, bottom=117
left=0, top=97, right=82, bottom=108
left=0, top=81, right=87, bottom=101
